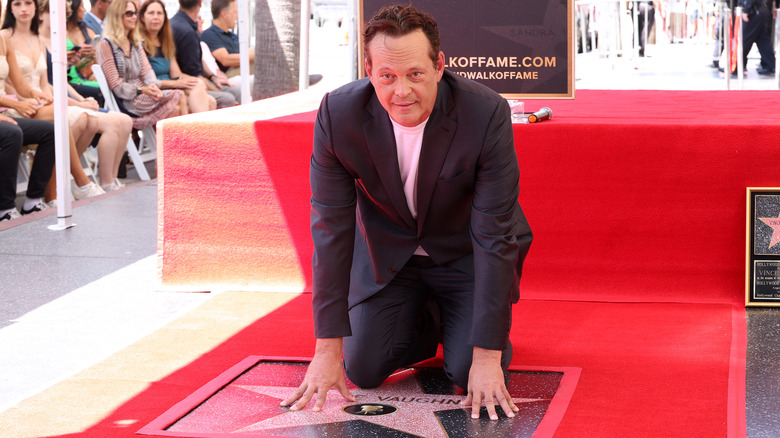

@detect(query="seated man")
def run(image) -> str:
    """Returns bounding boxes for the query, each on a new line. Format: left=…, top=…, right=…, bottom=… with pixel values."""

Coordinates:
left=0, top=115, right=56, bottom=221
left=171, top=0, right=240, bottom=108
left=83, top=0, right=111, bottom=36
left=200, top=0, right=254, bottom=78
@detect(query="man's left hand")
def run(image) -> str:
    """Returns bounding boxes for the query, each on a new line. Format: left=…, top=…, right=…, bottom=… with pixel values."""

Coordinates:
left=461, top=346, right=518, bottom=420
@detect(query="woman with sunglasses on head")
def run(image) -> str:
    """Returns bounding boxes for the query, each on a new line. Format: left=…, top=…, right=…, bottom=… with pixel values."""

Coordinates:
left=1, top=0, right=105, bottom=201
left=96, top=0, right=184, bottom=130
left=138, top=0, right=214, bottom=113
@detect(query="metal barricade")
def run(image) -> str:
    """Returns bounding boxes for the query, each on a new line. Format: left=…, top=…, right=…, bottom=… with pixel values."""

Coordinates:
left=724, top=5, right=731, bottom=90
left=575, top=0, right=653, bottom=59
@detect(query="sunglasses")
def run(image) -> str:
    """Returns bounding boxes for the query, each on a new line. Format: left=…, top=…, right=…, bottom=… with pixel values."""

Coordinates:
left=124, top=10, right=137, bottom=17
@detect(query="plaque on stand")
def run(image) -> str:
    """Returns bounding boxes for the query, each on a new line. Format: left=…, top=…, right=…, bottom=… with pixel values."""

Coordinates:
left=746, top=188, right=780, bottom=307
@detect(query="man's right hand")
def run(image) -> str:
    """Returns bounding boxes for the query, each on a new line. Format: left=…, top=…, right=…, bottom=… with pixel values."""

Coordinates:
left=281, top=338, right=355, bottom=412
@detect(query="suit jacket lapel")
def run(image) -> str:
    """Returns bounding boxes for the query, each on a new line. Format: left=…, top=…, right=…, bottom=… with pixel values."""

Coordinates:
left=416, top=81, right=457, bottom=235
left=364, top=96, right=417, bottom=230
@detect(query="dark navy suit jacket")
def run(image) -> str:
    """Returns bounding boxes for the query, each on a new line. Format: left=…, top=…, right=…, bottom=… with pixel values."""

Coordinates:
left=310, top=70, right=533, bottom=351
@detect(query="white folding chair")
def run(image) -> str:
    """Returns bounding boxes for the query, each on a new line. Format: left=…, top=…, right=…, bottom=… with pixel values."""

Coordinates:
left=16, top=149, right=31, bottom=195
left=91, top=64, right=155, bottom=181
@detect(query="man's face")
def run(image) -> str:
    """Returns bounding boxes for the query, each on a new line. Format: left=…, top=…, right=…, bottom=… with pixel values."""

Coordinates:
left=365, top=29, right=444, bottom=128
left=222, top=1, right=237, bottom=29
left=98, top=0, right=112, bottom=16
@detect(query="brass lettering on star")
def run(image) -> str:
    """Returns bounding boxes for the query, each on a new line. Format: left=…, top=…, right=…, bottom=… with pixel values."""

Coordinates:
left=377, top=396, right=461, bottom=404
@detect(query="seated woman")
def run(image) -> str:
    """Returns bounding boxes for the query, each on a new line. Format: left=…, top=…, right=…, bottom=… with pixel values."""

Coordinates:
left=65, top=0, right=102, bottom=103
left=138, top=0, right=214, bottom=113
left=1, top=0, right=104, bottom=201
left=96, top=0, right=183, bottom=130
left=0, top=32, right=55, bottom=218
left=40, top=0, right=133, bottom=191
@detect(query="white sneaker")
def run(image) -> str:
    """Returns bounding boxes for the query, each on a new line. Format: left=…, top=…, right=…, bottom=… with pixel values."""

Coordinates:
left=21, top=199, right=50, bottom=215
left=104, top=178, right=126, bottom=192
left=45, top=199, right=57, bottom=208
left=72, top=182, right=106, bottom=200
left=0, top=208, right=22, bottom=222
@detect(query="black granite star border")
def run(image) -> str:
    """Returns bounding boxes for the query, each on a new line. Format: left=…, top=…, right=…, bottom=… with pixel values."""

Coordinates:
left=138, top=356, right=580, bottom=438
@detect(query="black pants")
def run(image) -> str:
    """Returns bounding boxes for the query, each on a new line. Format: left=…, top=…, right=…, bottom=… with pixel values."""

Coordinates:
left=742, top=4, right=776, bottom=71
left=342, top=255, right=513, bottom=390
left=636, top=2, right=655, bottom=56
left=0, top=117, right=55, bottom=210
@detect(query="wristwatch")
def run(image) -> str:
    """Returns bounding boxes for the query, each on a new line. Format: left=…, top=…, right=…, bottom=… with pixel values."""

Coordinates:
left=136, top=87, right=142, bottom=96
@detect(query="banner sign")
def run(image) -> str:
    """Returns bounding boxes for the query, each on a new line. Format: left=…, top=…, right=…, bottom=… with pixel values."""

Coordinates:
left=359, top=0, right=574, bottom=98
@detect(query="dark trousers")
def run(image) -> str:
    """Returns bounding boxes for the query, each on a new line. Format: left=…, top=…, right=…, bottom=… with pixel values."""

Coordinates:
left=343, top=255, right=512, bottom=390
left=0, top=118, right=55, bottom=210
left=742, top=4, right=776, bottom=71
left=636, top=2, right=655, bottom=56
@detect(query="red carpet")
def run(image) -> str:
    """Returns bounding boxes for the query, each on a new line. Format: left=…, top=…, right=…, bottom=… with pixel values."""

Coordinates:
left=143, top=89, right=770, bottom=436
left=160, top=90, right=779, bottom=305
left=49, top=296, right=743, bottom=437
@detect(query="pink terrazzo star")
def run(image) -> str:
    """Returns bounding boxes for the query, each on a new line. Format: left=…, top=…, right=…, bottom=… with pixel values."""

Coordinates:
left=759, top=213, right=780, bottom=248
left=232, top=368, right=547, bottom=437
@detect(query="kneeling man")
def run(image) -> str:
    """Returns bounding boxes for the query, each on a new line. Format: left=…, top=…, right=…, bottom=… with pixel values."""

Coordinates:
left=283, top=4, right=533, bottom=421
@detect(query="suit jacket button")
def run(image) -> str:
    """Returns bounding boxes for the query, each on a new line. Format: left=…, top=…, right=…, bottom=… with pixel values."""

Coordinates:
left=389, top=267, right=398, bottom=274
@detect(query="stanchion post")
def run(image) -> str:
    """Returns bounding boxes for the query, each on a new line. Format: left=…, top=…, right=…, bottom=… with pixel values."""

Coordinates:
left=590, top=3, right=597, bottom=54
left=579, top=3, right=588, bottom=54
left=643, top=1, right=649, bottom=57
left=633, top=0, right=640, bottom=59
left=775, top=7, right=780, bottom=88
left=736, top=6, right=744, bottom=89
left=725, top=6, right=731, bottom=89
left=734, top=6, right=745, bottom=90
left=48, top=0, right=73, bottom=230
left=237, top=0, right=251, bottom=104
left=299, top=0, right=310, bottom=91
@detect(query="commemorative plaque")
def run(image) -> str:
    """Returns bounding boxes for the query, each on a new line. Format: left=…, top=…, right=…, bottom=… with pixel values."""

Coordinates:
left=746, top=188, right=780, bottom=307
left=358, top=0, right=574, bottom=98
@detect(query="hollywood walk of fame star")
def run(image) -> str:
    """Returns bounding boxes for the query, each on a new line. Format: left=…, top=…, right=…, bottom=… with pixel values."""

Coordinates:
left=759, top=213, right=780, bottom=248
left=230, top=368, right=548, bottom=438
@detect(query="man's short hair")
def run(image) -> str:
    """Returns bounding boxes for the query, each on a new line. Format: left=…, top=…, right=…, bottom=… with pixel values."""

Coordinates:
left=179, top=0, right=200, bottom=10
left=362, top=4, right=440, bottom=67
left=89, top=0, right=98, bottom=6
left=211, top=0, right=235, bottom=19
